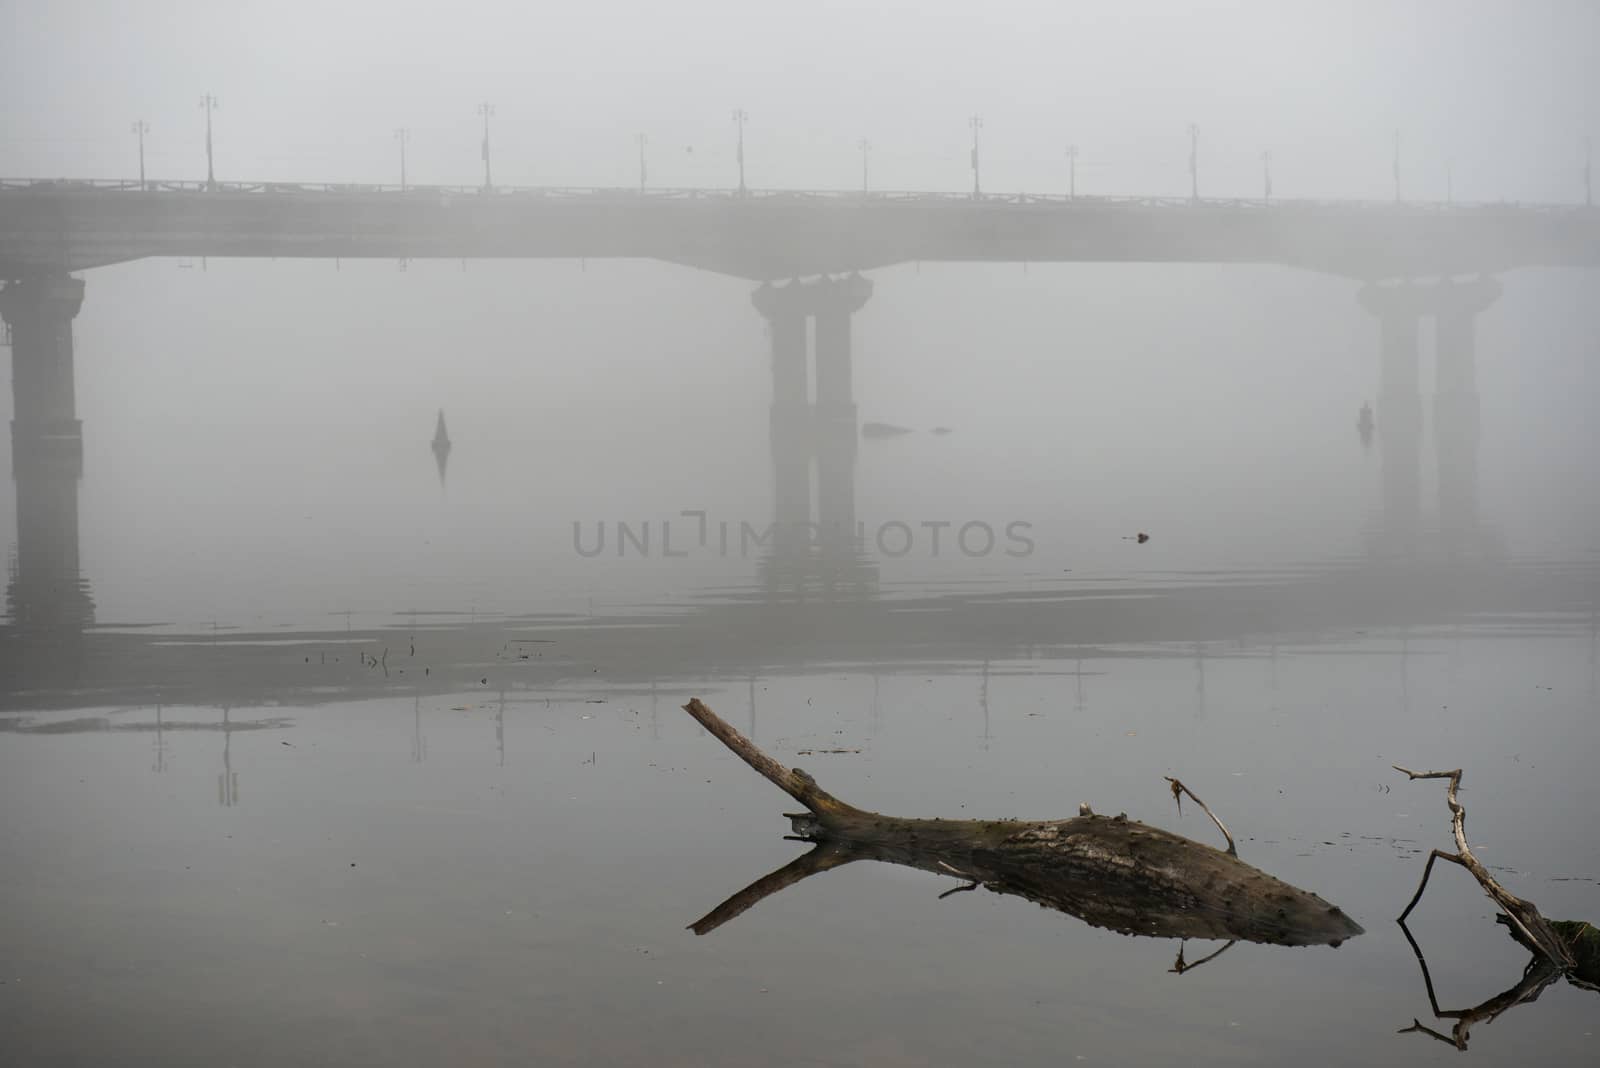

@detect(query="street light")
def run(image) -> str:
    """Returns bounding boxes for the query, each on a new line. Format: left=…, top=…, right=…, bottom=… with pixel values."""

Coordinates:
left=199, top=94, right=218, bottom=190
left=132, top=120, right=150, bottom=191
left=637, top=132, right=647, bottom=194
left=1065, top=143, right=1078, bottom=199
left=858, top=138, right=871, bottom=194
left=394, top=127, right=410, bottom=190
left=732, top=109, right=748, bottom=195
left=1392, top=129, right=1401, bottom=203
left=1585, top=136, right=1592, bottom=208
left=969, top=114, right=983, bottom=198
left=1262, top=149, right=1272, bottom=203
left=1187, top=123, right=1198, bottom=200
left=478, top=102, right=495, bottom=191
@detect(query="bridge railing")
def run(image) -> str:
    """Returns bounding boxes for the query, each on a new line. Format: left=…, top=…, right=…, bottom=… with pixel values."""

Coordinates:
left=0, top=176, right=1588, bottom=214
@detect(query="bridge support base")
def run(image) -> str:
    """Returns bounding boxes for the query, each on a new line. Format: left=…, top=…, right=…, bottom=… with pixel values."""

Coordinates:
left=1359, top=276, right=1501, bottom=558
left=1433, top=278, right=1500, bottom=553
left=751, top=275, right=875, bottom=595
left=0, top=273, right=94, bottom=626
left=1360, top=284, right=1425, bottom=549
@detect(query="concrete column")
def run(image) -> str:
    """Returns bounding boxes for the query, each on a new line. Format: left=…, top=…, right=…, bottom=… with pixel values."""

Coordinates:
left=7, top=450, right=94, bottom=627
left=751, top=282, right=812, bottom=552
left=1433, top=276, right=1500, bottom=548
left=1359, top=283, right=1425, bottom=546
left=812, top=274, right=872, bottom=556
left=0, top=273, right=93, bottom=626
left=1, top=274, right=86, bottom=469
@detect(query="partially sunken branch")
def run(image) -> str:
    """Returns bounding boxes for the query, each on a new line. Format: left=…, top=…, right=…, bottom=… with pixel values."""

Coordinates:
left=1392, top=766, right=1574, bottom=969
left=683, top=698, right=1362, bottom=948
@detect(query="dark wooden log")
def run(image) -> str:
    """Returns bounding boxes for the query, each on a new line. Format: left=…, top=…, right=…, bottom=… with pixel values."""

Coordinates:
left=682, top=698, right=1363, bottom=947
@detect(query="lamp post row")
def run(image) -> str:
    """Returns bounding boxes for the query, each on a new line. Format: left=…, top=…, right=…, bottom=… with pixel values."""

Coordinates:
left=128, top=103, right=1596, bottom=204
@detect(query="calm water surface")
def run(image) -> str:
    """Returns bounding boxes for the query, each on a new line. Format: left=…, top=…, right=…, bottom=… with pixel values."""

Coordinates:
left=2, top=590, right=1597, bottom=1066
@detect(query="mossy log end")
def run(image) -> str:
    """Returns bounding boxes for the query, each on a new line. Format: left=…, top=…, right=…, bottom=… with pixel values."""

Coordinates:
left=683, top=698, right=1363, bottom=946
left=1548, top=921, right=1600, bottom=990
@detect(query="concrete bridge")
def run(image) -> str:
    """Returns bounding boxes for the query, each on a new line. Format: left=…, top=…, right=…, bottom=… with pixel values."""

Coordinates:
left=1, top=177, right=1595, bottom=281
left=1, top=178, right=1597, bottom=623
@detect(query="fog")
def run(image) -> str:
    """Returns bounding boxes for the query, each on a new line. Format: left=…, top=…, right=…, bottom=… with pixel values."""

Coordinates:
left=2, top=4, right=1598, bottom=1066
left=6, top=1, right=1598, bottom=200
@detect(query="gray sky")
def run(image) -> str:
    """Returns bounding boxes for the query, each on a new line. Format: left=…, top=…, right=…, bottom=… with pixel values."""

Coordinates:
left=3, top=0, right=1597, bottom=201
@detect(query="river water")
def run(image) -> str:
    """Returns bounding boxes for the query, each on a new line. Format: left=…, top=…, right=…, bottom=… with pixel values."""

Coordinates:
left=1, top=258, right=1597, bottom=1065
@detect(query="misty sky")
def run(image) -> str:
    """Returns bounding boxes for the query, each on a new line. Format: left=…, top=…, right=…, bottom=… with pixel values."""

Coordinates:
left=3, top=1, right=1597, bottom=203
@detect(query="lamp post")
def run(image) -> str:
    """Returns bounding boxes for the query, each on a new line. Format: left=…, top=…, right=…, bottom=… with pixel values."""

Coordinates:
left=1187, top=123, right=1198, bottom=200
left=394, top=127, right=410, bottom=190
left=637, top=132, right=648, bottom=194
left=1066, top=143, right=1078, bottom=198
left=732, top=108, right=748, bottom=195
left=1262, top=149, right=1272, bottom=203
left=1392, top=129, right=1401, bottom=203
left=969, top=114, right=983, bottom=198
left=858, top=138, right=871, bottom=194
left=1585, top=136, right=1592, bottom=208
left=478, top=102, right=495, bottom=191
left=200, top=93, right=218, bottom=190
left=132, top=120, right=149, bottom=190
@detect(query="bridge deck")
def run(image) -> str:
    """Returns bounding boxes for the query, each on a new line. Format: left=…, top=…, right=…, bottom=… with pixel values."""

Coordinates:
left=1, top=178, right=1595, bottom=280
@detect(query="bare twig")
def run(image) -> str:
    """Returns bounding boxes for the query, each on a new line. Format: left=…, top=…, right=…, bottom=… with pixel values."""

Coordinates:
left=1169, top=939, right=1238, bottom=975
left=1397, top=849, right=1470, bottom=922
left=686, top=841, right=857, bottom=935
left=1164, top=777, right=1237, bottom=856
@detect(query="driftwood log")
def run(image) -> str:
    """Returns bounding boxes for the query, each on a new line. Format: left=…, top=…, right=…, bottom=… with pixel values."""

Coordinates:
left=1392, top=766, right=1599, bottom=1047
left=683, top=698, right=1362, bottom=947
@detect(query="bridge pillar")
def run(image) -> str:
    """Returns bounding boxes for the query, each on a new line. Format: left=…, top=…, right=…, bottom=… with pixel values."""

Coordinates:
left=813, top=274, right=872, bottom=558
left=751, top=275, right=876, bottom=597
left=752, top=282, right=813, bottom=556
left=2, top=274, right=86, bottom=466
left=1359, top=283, right=1426, bottom=547
left=1433, top=277, right=1500, bottom=550
left=0, top=273, right=94, bottom=626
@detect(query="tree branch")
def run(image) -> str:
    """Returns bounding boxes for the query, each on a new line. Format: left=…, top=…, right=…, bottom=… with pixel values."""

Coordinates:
left=1392, top=765, right=1575, bottom=969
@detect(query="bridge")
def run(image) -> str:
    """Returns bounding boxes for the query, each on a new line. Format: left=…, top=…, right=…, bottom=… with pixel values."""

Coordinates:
left=1, top=177, right=1595, bottom=280
left=0, top=177, right=1597, bottom=626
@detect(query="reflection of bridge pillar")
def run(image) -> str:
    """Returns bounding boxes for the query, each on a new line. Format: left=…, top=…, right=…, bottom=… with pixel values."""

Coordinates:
left=1, top=274, right=94, bottom=626
left=1433, top=277, right=1500, bottom=549
left=752, top=282, right=812, bottom=555
left=814, top=274, right=872, bottom=557
left=1359, top=283, right=1425, bottom=546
